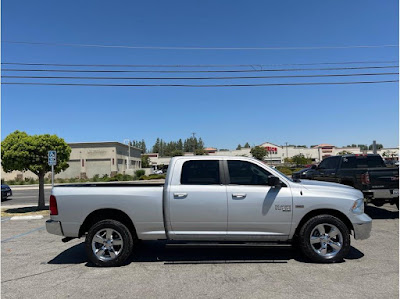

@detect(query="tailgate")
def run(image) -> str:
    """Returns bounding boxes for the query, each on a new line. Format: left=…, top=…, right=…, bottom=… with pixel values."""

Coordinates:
left=368, top=168, right=399, bottom=189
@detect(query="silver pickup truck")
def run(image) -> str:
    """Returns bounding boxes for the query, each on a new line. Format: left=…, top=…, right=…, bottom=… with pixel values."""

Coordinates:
left=46, top=156, right=372, bottom=267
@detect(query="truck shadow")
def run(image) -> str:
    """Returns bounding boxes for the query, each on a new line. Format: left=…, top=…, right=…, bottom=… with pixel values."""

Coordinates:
left=364, top=205, right=398, bottom=219
left=48, top=241, right=364, bottom=266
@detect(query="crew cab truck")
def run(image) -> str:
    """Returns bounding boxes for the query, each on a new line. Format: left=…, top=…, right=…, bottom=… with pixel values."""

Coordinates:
left=298, top=154, right=399, bottom=209
left=46, top=156, right=372, bottom=267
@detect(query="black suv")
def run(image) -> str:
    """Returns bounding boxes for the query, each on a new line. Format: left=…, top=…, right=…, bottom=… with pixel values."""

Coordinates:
left=304, top=154, right=399, bottom=208
left=1, top=184, right=12, bottom=201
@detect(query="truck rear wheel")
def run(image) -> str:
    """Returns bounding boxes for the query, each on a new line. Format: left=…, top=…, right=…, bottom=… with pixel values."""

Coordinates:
left=85, top=219, right=133, bottom=267
left=298, top=215, right=350, bottom=263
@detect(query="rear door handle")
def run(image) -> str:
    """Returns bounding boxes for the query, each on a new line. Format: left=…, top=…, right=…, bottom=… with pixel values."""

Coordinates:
left=173, top=193, right=188, bottom=199
left=232, top=193, right=246, bottom=199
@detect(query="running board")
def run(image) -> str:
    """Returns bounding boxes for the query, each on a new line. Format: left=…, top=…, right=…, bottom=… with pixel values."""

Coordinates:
left=166, top=242, right=292, bottom=248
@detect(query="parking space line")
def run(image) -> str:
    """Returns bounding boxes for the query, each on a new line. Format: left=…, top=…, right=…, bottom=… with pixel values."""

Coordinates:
left=1, top=226, right=45, bottom=243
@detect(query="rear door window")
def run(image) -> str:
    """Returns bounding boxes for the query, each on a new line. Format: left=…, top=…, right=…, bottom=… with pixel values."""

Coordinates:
left=180, top=160, right=220, bottom=185
left=341, top=156, right=385, bottom=168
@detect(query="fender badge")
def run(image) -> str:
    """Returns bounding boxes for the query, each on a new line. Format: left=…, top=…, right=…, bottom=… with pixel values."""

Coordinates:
left=295, top=205, right=304, bottom=208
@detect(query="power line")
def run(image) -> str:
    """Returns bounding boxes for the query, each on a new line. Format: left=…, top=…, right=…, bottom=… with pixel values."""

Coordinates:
left=2, top=65, right=398, bottom=74
left=3, top=72, right=397, bottom=80
left=2, top=80, right=398, bottom=87
left=1, top=60, right=398, bottom=68
left=2, top=41, right=398, bottom=50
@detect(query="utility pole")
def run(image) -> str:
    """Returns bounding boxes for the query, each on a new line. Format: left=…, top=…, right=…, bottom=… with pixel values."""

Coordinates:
left=191, top=132, right=196, bottom=153
left=124, top=139, right=131, bottom=169
left=372, top=140, right=377, bottom=154
left=285, top=142, right=288, bottom=160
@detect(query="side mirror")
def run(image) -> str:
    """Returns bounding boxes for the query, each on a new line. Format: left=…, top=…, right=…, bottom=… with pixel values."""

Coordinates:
left=311, top=165, right=317, bottom=170
left=268, top=176, right=281, bottom=187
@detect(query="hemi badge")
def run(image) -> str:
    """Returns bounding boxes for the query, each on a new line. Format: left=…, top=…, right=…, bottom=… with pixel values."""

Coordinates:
left=295, top=205, right=304, bottom=208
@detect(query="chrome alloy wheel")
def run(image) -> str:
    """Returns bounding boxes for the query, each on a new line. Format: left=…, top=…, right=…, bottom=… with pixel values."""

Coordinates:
left=310, top=223, right=343, bottom=258
left=91, top=228, right=124, bottom=261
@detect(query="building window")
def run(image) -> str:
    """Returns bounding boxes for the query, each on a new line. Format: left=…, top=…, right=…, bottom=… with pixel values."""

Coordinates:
left=82, top=159, right=85, bottom=167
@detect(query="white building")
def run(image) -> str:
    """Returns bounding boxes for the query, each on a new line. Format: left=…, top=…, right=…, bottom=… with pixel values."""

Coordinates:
left=145, top=142, right=399, bottom=167
left=1, top=141, right=142, bottom=181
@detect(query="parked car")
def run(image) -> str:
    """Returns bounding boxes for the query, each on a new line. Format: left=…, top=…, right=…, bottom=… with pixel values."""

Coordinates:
left=385, top=160, right=399, bottom=167
left=304, top=154, right=399, bottom=208
left=292, top=167, right=317, bottom=179
left=1, top=184, right=12, bottom=201
left=47, top=156, right=372, bottom=267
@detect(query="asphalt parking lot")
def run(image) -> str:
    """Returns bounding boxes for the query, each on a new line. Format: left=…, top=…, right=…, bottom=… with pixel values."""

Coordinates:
left=1, top=204, right=398, bottom=299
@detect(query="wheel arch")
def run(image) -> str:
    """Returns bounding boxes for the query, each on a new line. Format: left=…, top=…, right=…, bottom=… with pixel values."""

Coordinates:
left=293, top=209, right=354, bottom=238
left=79, top=208, right=138, bottom=239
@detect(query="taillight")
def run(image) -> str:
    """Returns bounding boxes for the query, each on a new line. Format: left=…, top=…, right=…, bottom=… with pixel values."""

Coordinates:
left=361, top=172, right=370, bottom=185
left=49, top=195, right=58, bottom=215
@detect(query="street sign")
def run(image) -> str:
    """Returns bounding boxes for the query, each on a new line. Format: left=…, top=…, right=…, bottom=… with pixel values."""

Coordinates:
left=48, top=150, right=57, bottom=166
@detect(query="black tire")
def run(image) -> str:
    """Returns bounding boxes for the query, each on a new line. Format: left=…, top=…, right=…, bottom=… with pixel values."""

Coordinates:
left=85, top=219, right=134, bottom=267
left=298, top=214, right=350, bottom=263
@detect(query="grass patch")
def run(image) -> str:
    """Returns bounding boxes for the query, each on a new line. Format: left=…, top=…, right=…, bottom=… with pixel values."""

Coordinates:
left=1, top=206, right=50, bottom=217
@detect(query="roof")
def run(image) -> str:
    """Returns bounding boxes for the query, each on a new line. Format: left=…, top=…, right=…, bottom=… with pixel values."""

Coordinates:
left=204, top=147, right=217, bottom=151
left=312, top=143, right=335, bottom=148
left=68, top=141, right=141, bottom=151
left=259, top=142, right=281, bottom=147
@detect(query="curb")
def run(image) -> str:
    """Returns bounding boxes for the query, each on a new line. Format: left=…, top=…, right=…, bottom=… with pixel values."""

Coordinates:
left=8, top=186, right=53, bottom=191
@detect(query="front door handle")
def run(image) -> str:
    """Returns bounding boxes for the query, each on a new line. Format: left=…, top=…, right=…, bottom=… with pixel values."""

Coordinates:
left=173, top=193, right=188, bottom=199
left=232, top=193, right=246, bottom=199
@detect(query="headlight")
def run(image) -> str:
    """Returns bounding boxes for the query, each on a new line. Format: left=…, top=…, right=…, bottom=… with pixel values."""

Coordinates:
left=351, top=198, right=364, bottom=214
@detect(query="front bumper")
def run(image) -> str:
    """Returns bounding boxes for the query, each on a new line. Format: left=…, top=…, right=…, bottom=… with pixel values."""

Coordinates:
left=46, top=220, right=64, bottom=236
left=1, top=190, right=12, bottom=198
left=363, top=188, right=399, bottom=200
left=352, top=214, right=372, bottom=240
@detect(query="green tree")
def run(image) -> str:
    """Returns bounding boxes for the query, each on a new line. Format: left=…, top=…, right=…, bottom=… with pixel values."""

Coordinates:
left=152, top=138, right=161, bottom=153
left=283, top=157, right=292, bottom=163
left=244, top=142, right=251, bottom=148
left=131, top=139, right=147, bottom=153
left=194, top=148, right=207, bottom=155
left=337, top=150, right=353, bottom=155
left=141, top=155, right=151, bottom=168
left=171, top=150, right=184, bottom=157
left=1, top=131, right=71, bottom=209
left=358, top=144, right=368, bottom=151
left=291, top=154, right=312, bottom=166
left=250, top=146, right=267, bottom=160
left=368, top=143, right=383, bottom=150
left=236, top=144, right=242, bottom=150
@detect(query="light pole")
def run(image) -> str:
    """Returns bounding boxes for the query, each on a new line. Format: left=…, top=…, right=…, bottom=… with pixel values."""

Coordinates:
left=285, top=142, right=288, bottom=160
left=124, top=139, right=131, bottom=170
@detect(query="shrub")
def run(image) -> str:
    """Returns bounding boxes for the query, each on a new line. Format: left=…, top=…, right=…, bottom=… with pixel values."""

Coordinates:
left=276, top=166, right=293, bottom=176
left=92, top=174, right=100, bottom=182
left=135, top=170, right=145, bottom=178
left=139, top=174, right=166, bottom=180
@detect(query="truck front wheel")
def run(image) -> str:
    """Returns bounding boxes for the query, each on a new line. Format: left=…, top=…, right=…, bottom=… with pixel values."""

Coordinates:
left=298, top=215, right=350, bottom=263
left=85, top=219, right=133, bottom=267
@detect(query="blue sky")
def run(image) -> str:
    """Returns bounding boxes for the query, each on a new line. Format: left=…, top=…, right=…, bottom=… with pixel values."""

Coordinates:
left=1, top=0, right=399, bottom=149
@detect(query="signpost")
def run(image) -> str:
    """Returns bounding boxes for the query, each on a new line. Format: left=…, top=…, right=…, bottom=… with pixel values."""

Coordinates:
left=48, top=151, right=57, bottom=187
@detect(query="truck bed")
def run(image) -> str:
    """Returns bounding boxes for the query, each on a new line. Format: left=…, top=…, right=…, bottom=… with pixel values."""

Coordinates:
left=55, top=182, right=165, bottom=188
